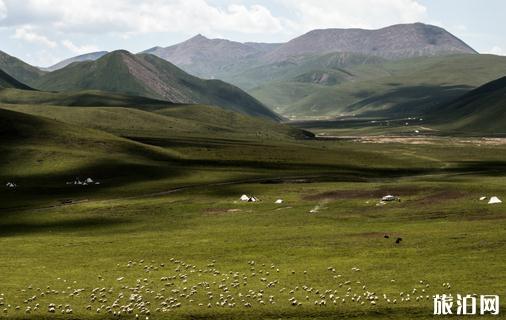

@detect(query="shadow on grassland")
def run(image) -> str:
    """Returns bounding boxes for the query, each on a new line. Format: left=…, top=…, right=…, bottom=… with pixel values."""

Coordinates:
left=0, top=216, right=131, bottom=237
left=347, top=84, right=473, bottom=117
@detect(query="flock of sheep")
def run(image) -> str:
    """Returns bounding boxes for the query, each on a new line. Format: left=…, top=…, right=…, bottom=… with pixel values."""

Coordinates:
left=0, top=258, right=444, bottom=318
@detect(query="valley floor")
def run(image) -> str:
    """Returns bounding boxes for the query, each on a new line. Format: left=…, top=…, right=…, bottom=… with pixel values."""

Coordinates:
left=1, top=133, right=505, bottom=320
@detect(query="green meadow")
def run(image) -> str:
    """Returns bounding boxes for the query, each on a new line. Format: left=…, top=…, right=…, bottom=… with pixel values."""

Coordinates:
left=1, top=105, right=505, bottom=319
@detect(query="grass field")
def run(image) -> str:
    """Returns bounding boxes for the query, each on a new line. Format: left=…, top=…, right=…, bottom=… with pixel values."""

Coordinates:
left=0, top=105, right=505, bottom=319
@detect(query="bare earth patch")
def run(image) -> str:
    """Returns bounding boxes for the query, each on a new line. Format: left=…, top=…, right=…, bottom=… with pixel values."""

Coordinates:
left=203, top=208, right=243, bottom=215
left=320, top=135, right=506, bottom=146
left=415, top=190, right=471, bottom=206
left=303, top=186, right=425, bottom=201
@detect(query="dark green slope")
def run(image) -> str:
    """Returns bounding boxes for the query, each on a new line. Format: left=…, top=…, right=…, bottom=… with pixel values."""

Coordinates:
left=433, top=76, right=506, bottom=134
left=0, top=108, right=178, bottom=182
left=0, top=69, right=32, bottom=90
left=32, top=50, right=281, bottom=121
left=0, top=88, right=174, bottom=109
left=0, top=50, right=45, bottom=85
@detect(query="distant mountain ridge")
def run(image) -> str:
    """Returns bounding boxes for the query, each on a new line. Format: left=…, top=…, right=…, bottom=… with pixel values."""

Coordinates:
left=264, top=23, right=477, bottom=62
left=44, top=51, right=109, bottom=71
left=31, top=50, right=281, bottom=120
left=144, top=34, right=282, bottom=79
left=145, top=34, right=262, bottom=66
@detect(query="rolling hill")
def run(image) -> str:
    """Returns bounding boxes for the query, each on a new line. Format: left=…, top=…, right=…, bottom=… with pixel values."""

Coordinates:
left=44, top=51, right=109, bottom=71
left=432, top=76, right=506, bottom=134
left=31, top=50, right=281, bottom=120
left=0, top=88, right=174, bottom=109
left=1, top=103, right=311, bottom=141
left=0, top=107, right=178, bottom=183
left=0, top=50, right=45, bottom=85
left=225, top=52, right=388, bottom=90
left=250, top=54, right=506, bottom=118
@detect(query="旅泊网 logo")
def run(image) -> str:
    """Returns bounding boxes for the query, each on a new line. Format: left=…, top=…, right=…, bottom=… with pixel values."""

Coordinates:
left=434, top=294, right=499, bottom=315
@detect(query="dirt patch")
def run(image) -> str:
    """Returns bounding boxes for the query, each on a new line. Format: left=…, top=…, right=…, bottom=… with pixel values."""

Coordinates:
left=357, top=136, right=439, bottom=145
left=303, top=186, right=425, bottom=201
left=203, top=208, right=242, bottom=215
left=416, top=190, right=470, bottom=205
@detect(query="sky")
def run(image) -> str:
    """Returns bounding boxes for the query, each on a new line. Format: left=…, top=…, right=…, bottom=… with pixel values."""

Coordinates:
left=0, top=0, right=505, bottom=67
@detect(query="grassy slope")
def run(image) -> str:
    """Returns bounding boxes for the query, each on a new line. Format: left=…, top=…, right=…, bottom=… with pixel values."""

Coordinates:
left=0, top=88, right=174, bottom=109
left=224, top=52, right=387, bottom=90
left=0, top=50, right=45, bottom=85
left=249, top=54, right=506, bottom=118
left=431, top=76, right=506, bottom=134
left=0, top=107, right=188, bottom=207
left=0, top=103, right=310, bottom=140
left=0, top=70, right=32, bottom=90
left=31, top=51, right=281, bottom=121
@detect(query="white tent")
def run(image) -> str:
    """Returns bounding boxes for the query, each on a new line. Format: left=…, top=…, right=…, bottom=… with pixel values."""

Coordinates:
left=488, top=196, right=502, bottom=204
left=240, top=194, right=250, bottom=201
left=86, top=178, right=94, bottom=183
left=275, top=199, right=284, bottom=204
left=381, top=195, right=397, bottom=202
left=248, top=197, right=258, bottom=202
left=479, top=196, right=487, bottom=201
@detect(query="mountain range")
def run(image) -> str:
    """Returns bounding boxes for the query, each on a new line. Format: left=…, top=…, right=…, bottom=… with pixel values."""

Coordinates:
left=2, top=50, right=279, bottom=120
left=0, top=22, right=505, bottom=135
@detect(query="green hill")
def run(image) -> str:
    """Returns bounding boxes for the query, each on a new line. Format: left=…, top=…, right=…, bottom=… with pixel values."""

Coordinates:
left=249, top=54, right=506, bottom=118
left=0, top=69, right=32, bottom=90
left=0, top=103, right=312, bottom=141
left=0, top=50, right=45, bottom=85
left=31, top=50, right=281, bottom=120
left=432, top=76, right=506, bottom=134
left=0, top=108, right=178, bottom=184
left=225, top=52, right=387, bottom=90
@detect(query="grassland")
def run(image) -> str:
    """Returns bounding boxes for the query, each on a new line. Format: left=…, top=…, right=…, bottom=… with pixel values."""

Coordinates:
left=0, top=103, right=505, bottom=319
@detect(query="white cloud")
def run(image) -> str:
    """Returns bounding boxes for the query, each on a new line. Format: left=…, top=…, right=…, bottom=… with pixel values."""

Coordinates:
left=62, top=40, right=99, bottom=54
left=23, top=49, right=61, bottom=67
left=486, top=46, right=506, bottom=56
left=279, top=0, right=427, bottom=31
left=1, top=0, right=284, bottom=36
left=12, top=25, right=57, bottom=48
left=0, top=0, right=430, bottom=41
left=0, top=0, right=6, bottom=20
